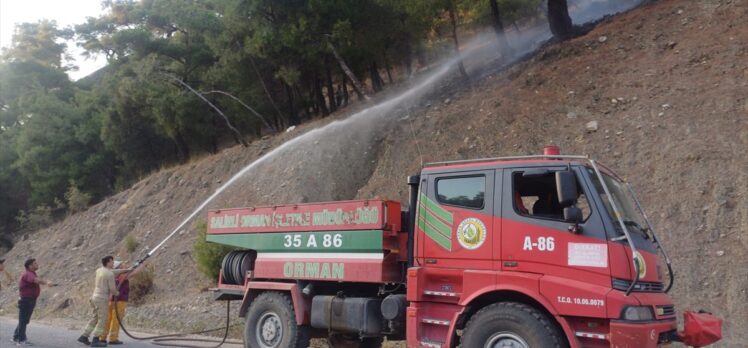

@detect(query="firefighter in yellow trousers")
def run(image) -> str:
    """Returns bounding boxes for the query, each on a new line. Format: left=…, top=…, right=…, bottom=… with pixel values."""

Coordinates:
left=78, top=256, right=130, bottom=347
left=99, top=261, right=130, bottom=345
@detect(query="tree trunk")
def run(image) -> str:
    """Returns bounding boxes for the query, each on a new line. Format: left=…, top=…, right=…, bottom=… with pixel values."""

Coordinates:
left=297, top=83, right=311, bottom=120
left=273, top=105, right=284, bottom=130
left=341, top=74, right=349, bottom=106
left=248, top=55, right=285, bottom=122
left=284, top=83, right=299, bottom=126
left=314, top=72, right=330, bottom=116
left=448, top=2, right=469, bottom=80
left=370, top=61, right=384, bottom=92
left=303, top=80, right=317, bottom=116
left=489, top=0, right=512, bottom=55
left=308, top=91, right=317, bottom=115
left=211, top=112, right=218, bottom=154
left=326, top=37, right=369, bottom=100
left=325, top=57, right=337, bottom=113
left=403, top=41, right=413, bottom=78
left=384, top=55, right=394, bottom=84
left=548, top=0, right=573, bottom=40
left=207, top=92, right=219, bottom=154
left=274, top=109, right=284, bottom=131
left=174, top=130, right=191, bottom=162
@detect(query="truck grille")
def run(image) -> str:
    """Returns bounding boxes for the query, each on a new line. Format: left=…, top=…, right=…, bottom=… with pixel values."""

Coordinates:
left=612, top=278, right=664, bottom=292
left=656, top=304, right=676, bottom=317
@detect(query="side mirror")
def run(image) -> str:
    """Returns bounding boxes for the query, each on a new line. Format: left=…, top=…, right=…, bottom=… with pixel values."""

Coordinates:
left=564, top=206, right=583, bottom=223
left=556, top=171, right=578, bottom=207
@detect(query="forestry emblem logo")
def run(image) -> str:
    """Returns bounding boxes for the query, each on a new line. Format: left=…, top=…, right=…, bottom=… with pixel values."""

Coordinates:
left=456, top=218, right=487, bottom=250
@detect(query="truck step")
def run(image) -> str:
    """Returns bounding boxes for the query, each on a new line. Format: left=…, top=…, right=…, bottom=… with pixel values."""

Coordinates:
left=423, top=290, right=460, bottom=297
left=422, top=318, right=451, bottom=326
left=420, top=339, right=444, bottom=348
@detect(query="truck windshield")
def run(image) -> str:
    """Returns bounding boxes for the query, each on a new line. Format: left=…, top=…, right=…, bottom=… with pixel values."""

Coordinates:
left=586, top=168, right=648, bottom=238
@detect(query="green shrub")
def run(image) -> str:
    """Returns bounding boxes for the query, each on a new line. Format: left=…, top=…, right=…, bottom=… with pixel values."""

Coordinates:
left=65, top=183, right=91, bottom=214
left=193, top=221, right=235, bottom=281
left=15, top=205, right=53, bottom=232
left=124, top=234, right=138, bottom=253
left=129, top=264, right=155, bottom=305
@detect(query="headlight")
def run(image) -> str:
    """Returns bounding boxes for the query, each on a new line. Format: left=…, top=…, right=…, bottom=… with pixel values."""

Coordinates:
left=621, top=306, right=655, bottom=321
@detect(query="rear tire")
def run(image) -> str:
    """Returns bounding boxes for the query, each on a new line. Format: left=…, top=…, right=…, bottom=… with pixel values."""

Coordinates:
left=245, top=291, right=310, bottom=348
left=460, top=302, right=566, bottom=348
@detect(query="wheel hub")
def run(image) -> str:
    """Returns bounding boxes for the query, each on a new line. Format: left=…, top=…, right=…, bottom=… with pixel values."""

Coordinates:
left=485, top=332, right=529, bottom=348
left=256, top=312, right=283, bottom=348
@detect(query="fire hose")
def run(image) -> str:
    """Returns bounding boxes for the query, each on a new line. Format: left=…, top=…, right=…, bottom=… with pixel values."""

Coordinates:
left=112, top=295, right=242, bottom=347
left=113, top=245, right=243, bottom=346
left=110, top=226, right=245, bottom=346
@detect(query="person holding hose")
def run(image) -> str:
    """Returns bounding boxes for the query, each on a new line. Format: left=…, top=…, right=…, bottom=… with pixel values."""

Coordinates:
left=78, top=256, right=131, bottom=347
left=98, top=261, right=131, bottom=345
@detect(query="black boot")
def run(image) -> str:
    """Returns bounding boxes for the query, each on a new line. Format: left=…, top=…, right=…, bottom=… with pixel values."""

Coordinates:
left=91, top=337, right=107, bottom=347
left=77, top=336, right=91, bottom=346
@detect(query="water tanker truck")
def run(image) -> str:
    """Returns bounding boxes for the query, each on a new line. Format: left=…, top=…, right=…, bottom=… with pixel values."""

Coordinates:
left=206, top=147, right=721, bottom=348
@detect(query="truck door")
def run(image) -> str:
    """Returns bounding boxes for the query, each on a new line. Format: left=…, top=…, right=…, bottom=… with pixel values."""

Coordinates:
left=501, top=166, right=610, bottom=318
left=419, top=170, right=495, bottom=270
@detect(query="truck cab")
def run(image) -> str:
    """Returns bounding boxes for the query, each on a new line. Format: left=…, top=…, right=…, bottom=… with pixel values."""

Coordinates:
left=408, top=147, right=678, bottom=347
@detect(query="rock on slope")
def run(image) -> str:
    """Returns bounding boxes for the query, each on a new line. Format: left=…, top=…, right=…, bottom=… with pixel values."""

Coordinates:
left=1, top=0, right=746, bottom=346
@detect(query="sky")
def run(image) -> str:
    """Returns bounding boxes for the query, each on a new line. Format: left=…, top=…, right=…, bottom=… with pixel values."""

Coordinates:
left=0, top=0, right=108, bottom=80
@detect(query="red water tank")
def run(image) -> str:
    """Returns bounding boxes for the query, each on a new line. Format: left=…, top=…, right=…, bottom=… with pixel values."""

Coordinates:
left=544, top=146, right=560, bottom=156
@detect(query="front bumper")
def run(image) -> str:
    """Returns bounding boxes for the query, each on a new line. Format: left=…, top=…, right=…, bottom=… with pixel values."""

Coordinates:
left=609, top=319, right=677, bottom=347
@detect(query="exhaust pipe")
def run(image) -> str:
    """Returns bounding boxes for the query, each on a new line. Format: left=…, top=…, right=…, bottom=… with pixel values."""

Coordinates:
left=407, top=175, right=420, bottom=267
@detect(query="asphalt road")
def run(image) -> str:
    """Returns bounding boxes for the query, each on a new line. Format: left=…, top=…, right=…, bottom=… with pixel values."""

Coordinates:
left=0, top=317, right=243, bottom=348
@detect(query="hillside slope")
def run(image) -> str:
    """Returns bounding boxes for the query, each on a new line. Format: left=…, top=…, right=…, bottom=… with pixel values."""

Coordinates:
left=1, top=0, right=746, bottom=346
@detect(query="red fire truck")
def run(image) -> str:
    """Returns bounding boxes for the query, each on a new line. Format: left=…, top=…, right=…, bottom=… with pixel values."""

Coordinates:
left=207, top=147, right=721, bottom=348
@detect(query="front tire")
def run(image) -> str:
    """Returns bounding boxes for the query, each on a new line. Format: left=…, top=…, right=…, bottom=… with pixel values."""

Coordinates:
left=245, top=291, right=310, bottom=348
left=461, top=302, right=566, bottom=348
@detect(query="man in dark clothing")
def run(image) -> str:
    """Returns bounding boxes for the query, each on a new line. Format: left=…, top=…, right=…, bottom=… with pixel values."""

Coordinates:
left=13, top=258, right=55, bottom=346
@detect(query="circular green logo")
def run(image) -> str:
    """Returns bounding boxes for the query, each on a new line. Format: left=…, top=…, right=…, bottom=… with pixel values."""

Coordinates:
left=457, top=218, right=487, bottom=250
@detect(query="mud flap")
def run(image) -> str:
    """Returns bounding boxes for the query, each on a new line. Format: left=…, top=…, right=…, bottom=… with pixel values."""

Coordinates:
left=678, top=311, right=722, bottom=347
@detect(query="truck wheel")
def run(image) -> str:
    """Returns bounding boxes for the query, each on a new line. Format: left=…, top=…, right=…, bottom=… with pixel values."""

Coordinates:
left=328, top=334, right=383, bottom=348
left=245, top=292, right=310, bottom=348
left=461, top=302, right=566, bottom=348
